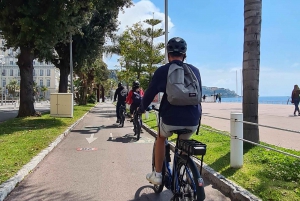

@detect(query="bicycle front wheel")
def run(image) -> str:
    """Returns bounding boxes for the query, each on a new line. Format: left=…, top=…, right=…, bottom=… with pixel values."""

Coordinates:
left=173, top=155, right=205, bottom=201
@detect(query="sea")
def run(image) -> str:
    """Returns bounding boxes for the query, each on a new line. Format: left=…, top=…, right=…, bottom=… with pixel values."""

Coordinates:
left=221, top=96, right=292, bottom=105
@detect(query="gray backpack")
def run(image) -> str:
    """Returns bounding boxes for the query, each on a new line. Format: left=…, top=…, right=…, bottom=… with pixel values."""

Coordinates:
left=166, top=63, right=202, bottom=105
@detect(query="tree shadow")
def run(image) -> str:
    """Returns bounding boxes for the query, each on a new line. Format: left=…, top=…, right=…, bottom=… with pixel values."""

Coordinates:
left=0, top=118, right=65, bottom=136
left=71, top=126, right=102, bottom=135
left=97, top=113, right=116, bottom=118
left=4, top=184, right=94, bottom=201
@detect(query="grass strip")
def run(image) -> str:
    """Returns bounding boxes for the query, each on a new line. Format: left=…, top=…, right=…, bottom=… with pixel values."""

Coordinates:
left=0, top=104, right=94, bottom=184
left=142, top=112, right=300, bottom=201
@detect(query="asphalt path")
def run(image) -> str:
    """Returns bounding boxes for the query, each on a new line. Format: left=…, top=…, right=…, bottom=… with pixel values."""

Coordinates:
left=4, top=102, right=230, bottom=201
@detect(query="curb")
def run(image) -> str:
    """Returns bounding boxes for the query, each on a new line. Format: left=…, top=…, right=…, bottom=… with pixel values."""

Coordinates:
left=0, top=107, right=94, bottom=201
left=142, top=124, right=262, bottom=201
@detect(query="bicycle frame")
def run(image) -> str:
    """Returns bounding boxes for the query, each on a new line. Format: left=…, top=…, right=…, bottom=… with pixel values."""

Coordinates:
left=152, top=109, right=197, bottom=195
left=133, top=109, right=142, bottom=139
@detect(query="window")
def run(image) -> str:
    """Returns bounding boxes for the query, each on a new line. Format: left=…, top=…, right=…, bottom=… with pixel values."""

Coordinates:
left=47, top=69, right=51, bottom=76
left=33, top=69, right=36, bottom=76
left=2, top=69, right=6, bottom=76
left=47, top=80, right=50, bottom=87
left=10, top=61, right=13, bottom=65
left=17, top=69, right=20, bottom=76
left=40, top=69, right=44, bottom=76
left=17, top=79, right=20, bottom=85
left=39, top=79, right=43, bottom=86
left=33, top=61, right=36, bottom=65
left=10, top=69, right=13, bottom=76
left=2, top=79, right=6, bottom=88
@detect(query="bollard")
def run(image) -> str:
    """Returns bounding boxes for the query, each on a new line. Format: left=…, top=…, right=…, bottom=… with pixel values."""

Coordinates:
left=145, top=111, right=149, bottom=119
left=230, top=112, right=243, bottom=168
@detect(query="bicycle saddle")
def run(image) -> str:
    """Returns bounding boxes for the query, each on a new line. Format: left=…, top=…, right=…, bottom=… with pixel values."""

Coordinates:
left=170, top=129, right=192, bottom=135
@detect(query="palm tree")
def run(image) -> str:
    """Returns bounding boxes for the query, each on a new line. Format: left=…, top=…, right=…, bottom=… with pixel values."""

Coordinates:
left=242, top=0, right=262, bottom=143
left=6, top=79, right=19, bottom=102
left=40, top=86, right=48, bottom=100
left=33, top=82, right=40, bottom=102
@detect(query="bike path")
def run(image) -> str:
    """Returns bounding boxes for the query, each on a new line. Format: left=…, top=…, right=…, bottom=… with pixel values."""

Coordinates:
left=4, top=102, right=230, bottom=201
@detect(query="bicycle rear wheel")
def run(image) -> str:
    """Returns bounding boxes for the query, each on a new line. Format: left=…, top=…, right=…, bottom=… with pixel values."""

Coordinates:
left=152, top=140, right=165, bottom=193
left=173, top=155, right=205, bottom=201
left=119, top=108, right=125, bottom=127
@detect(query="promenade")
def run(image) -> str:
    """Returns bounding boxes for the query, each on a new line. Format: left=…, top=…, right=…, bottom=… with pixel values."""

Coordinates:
left=2, top=103, right=231, bottom=201
left=201, top=102, right=300, bottom=151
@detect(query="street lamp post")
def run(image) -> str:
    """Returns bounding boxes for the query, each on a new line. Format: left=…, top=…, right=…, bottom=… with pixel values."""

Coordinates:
left=70, top=33, right=74, bottom=94
left=164, top=0, right=168, bottom=64
left=0, top=55, right=4, bottom=106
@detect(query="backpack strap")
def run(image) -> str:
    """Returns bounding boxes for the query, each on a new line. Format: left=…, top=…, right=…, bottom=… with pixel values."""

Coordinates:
left=195, top=116, right=201, bottom=135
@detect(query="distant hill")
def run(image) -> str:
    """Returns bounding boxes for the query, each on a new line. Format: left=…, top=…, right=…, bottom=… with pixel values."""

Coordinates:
left=202, top=86, right=238, bottom=98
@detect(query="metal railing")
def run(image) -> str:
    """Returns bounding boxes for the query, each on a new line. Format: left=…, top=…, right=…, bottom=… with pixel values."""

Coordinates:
left=202, top=113, right=300, bottom=167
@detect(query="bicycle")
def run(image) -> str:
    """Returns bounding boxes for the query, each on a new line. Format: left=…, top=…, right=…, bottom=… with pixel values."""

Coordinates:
left=133, top=108, right=142, bottom=140
left=119, top=104, right=126, bottom=127
left=150, top=106, right=206, bottom=201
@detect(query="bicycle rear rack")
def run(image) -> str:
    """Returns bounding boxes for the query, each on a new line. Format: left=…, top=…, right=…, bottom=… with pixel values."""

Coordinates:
left=177, top=139, right=207, bottom=175
left=177, top=140, right=206, bottom=156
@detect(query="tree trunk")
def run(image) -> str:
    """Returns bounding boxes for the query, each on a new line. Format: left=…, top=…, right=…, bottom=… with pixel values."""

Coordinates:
left=78, top=80, right=88, bottom=105
left=101, top=85, right=105, bottom=102
left=17, top=46, right=37, bottom=117
left=58, top=64, right=69, bottom=93
left=96, top=84, right=100, bottom=102
left=242, top=0, right=261, bottom=143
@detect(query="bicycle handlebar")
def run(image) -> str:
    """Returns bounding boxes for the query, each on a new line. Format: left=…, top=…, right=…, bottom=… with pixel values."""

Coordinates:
left=146, top=105, right=159, bottom=112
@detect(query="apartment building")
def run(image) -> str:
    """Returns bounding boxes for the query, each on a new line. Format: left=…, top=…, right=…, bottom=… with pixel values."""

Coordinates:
left=0, top=36, right=59, bottom=100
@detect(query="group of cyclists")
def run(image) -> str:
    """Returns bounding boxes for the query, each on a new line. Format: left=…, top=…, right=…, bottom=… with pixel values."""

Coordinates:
left=113, top=37, right=202, bottom=187
left=113, top=80, right=144, bottom=124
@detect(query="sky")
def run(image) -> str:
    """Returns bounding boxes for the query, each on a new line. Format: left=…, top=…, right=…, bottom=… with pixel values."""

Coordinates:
left=104, top=0, right=300, bottom=96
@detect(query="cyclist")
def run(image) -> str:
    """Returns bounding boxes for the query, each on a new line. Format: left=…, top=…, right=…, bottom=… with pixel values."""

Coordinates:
left=126, top=81, right=144, bottom=122
left=139, top=37, right=202, bottom=185
left=114, top=82, right=128, bottom=124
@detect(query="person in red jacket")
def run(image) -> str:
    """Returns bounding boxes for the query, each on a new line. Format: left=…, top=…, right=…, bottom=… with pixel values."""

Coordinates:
left=126, top=80, right=144, bottom=121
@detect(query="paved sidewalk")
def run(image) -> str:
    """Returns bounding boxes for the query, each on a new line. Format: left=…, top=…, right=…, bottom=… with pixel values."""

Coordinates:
left=201, top=102, right=300, bottom=151
left=3, top=102, right=231, bottom=201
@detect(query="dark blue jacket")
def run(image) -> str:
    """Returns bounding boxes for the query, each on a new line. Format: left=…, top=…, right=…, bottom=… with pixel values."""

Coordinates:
left=140, top=60, right=202, bottom=126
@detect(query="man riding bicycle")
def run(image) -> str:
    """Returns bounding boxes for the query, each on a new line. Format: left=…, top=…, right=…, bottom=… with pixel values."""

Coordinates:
left=114, top=82, right=128, bottom=124
left=139, top=37, right=202, bottom=185
left=126, top=81, right=144, bottom=122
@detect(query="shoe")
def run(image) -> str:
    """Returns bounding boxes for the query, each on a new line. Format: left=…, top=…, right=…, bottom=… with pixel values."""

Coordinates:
left=116, top=119, right=120, bottom=123
left=294, top=113, right=296, bottom=116
left=130, top=118, right=134, bottom=122
left=146, top=171, right=162, bottom=185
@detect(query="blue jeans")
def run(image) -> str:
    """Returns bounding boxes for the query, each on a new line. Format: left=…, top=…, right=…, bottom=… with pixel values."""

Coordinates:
left=293, top=99, right=299, bottom=114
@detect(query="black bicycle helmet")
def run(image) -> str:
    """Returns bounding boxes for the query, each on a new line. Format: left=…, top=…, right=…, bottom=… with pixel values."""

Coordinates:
left=167, top=37, right=187, bottom=54
left=132, top=80, right=140, bottom=88
left=118, top=82, right=123, bottom=87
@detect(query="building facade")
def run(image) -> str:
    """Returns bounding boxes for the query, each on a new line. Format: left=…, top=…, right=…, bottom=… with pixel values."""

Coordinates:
left=0, top=37, right=59, bottom=100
